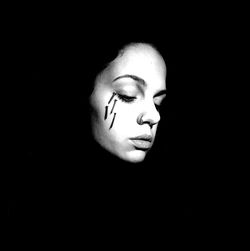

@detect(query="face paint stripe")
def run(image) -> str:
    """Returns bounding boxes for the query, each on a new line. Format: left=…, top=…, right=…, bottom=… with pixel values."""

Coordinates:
left=108, top=92, right=116, bottom=104
left=109, top=113, right=116, bottom=130
left=110, top=99, right=117, bottom=114
left=104, top=106, right=108, bottom=120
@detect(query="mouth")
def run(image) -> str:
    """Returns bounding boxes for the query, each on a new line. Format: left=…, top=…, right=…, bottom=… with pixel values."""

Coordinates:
left=130, top=135, right=153, bottom=150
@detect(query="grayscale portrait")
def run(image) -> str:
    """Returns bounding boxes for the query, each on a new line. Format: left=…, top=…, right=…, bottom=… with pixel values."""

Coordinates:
left=9, top=10, right=200, bottom=244
left=87, top=42, right=167, bottom=163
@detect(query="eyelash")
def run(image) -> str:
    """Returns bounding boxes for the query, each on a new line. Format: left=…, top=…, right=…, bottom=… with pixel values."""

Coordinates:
left=117, top=94, right=136, bottom=103
left=117, top=94, right=163, bottom=112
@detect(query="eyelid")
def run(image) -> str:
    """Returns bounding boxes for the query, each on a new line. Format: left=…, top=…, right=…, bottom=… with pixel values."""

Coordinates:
left=117, top=93, right=137, bottom=103
left=113, top=81, right=144, bottom=95
left=154, top=94, right=166, bottom=103
left=115, top=83, right=138, bottom=90
left=154, top=98, right=166, bottom=109
left=117, top=93, right=136, bottom=99
left=115, top=88, right=138, bottom=96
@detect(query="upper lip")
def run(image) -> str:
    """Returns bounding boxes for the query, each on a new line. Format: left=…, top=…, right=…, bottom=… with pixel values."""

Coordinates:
left=130, top=134, right=153, bottom=142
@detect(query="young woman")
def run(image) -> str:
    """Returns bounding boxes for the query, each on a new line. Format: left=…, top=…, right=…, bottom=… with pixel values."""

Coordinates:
left=88, top=42, right=167, bottom=164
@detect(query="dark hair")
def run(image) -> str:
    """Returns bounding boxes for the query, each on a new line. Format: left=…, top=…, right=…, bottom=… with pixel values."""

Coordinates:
left=74, top=36, right=168, bottom=101
left=26, top=26, right=173, bottom=175
left=36, top=34, right=169, bottom=154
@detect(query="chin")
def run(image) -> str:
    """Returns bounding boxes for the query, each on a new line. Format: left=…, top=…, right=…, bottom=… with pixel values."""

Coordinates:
left=121, top=150, right=147, bottom=163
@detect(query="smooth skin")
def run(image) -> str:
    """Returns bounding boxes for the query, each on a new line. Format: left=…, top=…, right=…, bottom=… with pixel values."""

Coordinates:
left=89, top=43, right=167, bottom=163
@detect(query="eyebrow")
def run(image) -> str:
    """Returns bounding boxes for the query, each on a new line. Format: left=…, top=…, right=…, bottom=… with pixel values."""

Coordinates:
left=154, top=90, right=167, bottom=98
left=112, top=74, right=167, bottom=97
left=112, top=74, right=146, bottom=86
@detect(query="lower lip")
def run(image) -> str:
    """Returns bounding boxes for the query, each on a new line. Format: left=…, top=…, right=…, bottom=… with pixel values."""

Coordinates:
left=130, top=139, right=152, bottom=150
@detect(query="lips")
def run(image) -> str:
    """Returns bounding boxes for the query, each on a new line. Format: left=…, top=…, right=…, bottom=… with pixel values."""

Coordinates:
left=130, top=134, right=153, bottom=150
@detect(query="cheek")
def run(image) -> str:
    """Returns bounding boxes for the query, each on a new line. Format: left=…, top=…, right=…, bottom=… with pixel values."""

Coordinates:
left=111, top=102, right=138, bottom=130
left=91, top=92, right=140, bottom=136
left=90, top=91, right=109, bottom=119
left=152, top=124, right=158, bottom=136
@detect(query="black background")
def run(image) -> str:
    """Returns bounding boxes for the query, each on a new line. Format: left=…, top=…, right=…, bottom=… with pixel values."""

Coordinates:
left=7, top=3, right=242, bottom=246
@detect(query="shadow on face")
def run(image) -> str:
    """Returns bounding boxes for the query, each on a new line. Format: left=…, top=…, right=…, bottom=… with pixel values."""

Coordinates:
left=89, top=43, right=167, bottom=163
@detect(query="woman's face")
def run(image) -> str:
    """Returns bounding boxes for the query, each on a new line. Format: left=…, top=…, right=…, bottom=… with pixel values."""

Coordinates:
left=89, top=43, right=167, bottom=163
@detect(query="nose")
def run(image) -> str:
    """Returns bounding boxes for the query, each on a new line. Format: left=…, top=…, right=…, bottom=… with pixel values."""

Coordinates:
left=137, top=101, right=161, bottom=127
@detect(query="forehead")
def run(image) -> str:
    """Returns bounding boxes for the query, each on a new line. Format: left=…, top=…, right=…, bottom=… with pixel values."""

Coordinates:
left=110, top=44, right=166, bottom=89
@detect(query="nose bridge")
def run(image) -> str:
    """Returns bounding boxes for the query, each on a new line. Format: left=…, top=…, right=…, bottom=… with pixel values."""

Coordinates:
left=140, top=98, right=160, bottom=125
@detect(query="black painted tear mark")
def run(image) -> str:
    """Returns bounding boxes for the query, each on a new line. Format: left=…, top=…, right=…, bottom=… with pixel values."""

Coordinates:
left=108, top=92, right=116, bottom=104
left=110, top=99, right=117, bottom=114
left=104, top=92, right=118, bottom=129
left=104, top=106, right=108, bottom=120
left=109, top=113, right=116, bottom=130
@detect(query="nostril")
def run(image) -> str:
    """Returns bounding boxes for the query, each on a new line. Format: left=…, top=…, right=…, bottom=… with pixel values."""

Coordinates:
left=137, top=114, right=143, bottom=125
left=137, top=101, right=161, bottom=126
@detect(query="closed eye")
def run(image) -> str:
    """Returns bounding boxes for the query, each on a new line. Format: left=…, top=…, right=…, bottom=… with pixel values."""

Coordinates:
left=154, top=99, right=166, bottom=112
left=155, top=103, right=161, bottom=112
left=117, top=94, right=137, bottom=103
